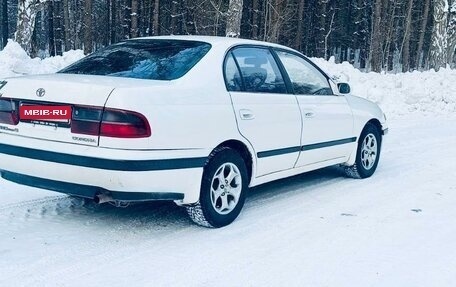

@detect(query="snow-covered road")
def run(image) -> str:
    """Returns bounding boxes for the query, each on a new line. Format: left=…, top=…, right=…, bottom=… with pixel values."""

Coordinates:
left=1, top=116, right=455, bottom=287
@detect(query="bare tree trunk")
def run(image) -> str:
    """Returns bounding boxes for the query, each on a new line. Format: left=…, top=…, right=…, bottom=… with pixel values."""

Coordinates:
left=139, top=0, right=145, bottom=36
left=122, top=0, right=130, bottom=39
left=183, top=0, right=196, bottom=35
left=401, top=0, right=414, bottom=72
left=263, top=0, right=269, bottom=41
left=225, top=0, right=243, bottom=37
left=14, top=0, right=48, bottom=54
left=131, top=0, right=138, bottom=37
left=429, top=0, right=449, bottom=71
left=324, top=11, right=335, bottom=60
left=73, top=0, right=82, bottom=49
left=369, top=0, right=384, bottom=72
left=48, top=1, right=55, bottom=56
left=267, top=0, right=285, bottom=43
left=415, top=0, right=431, bottom=69
left=382, top=0, right=397, bottom=71
left=448, top=1, right=456, bottom=64
left=148, top=0, right=154, bottom=35
left=63, top=0, right=72, bottom=50
left=54, top=0, right=63, bottom=55
left=49, top=0, right=63, bottom=56
left=353, top=0, right=369, bottom=68
left=295, top=0, right=305, bottom=50
left=110, top=0, right=116, bottom=42
left=317, top=0, right=327, bottom=57
left=153, top=0, right=159, bottom=35
left=251, top=0, right=259, bottom=39
left=213, top=0, right=223, bottom=36
left=170, top=0, right=176, bottom=34
left=1, top=0, right=8, bottom=48
left=83, top=0, right=93, bottom=54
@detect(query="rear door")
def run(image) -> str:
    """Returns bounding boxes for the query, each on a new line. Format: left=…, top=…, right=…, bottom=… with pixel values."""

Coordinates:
left=225, top=46, right=302, bottom=176
left=274, top=49, right=354, bottom=167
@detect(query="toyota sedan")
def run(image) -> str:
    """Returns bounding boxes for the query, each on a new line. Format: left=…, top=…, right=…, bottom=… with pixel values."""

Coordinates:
left=0, top=36, right=388, bottom=227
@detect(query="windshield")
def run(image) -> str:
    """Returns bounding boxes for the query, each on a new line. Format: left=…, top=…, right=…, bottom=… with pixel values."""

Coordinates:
left=59, top=40, right=211, bottom=80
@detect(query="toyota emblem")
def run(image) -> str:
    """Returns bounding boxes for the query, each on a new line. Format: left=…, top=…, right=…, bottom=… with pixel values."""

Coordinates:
left=36, top=88, right=45, bottom=97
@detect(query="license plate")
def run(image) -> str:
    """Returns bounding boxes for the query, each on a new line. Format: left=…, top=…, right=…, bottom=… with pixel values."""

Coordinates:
left=19, top=104, right=72, bottom=128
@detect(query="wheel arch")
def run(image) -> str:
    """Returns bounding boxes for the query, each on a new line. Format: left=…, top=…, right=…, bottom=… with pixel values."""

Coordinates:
left=213, top=139, right=254, bottom=184
left=345, top=118, right=383, bottom=166
left=366, top=118, right=383, bottom=137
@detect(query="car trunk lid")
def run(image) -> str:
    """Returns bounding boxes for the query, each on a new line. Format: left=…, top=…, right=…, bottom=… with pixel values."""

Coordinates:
left=0, top=74, right=118, bottom=146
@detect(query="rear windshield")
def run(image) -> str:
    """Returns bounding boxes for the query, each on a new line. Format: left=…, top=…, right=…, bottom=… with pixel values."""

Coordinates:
left=59, top=40, right=211, bottom=80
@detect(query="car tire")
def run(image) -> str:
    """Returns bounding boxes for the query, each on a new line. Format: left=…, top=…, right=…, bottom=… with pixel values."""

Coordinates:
left=345, top=123, right=382, bottom=179
left=186, top=147, right=248, bottom=228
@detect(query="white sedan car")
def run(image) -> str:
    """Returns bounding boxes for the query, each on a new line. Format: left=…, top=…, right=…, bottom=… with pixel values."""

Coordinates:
left=0, top=36, right=387, bottom=227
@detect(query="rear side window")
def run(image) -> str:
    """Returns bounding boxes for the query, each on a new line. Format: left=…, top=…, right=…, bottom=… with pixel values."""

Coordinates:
left=229, top=47, right=287, bottom=94
left=59, top=40, right=211, bottom=80
left=224, top=53, right=243, bottom=91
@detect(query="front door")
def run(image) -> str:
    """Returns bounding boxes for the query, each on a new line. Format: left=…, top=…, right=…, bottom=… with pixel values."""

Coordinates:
left=274, top=50, right=354, bottom=167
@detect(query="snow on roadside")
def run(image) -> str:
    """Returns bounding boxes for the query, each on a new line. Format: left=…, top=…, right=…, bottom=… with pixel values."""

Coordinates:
left=312, top=57, right=456, bottom=117
left=0, top=39, right=454, bottom=118
left=0, top=40, right=84, bottom=78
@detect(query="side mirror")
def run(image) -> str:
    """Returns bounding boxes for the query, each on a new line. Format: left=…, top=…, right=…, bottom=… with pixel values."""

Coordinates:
left=337, top=83, right=351, bottom=94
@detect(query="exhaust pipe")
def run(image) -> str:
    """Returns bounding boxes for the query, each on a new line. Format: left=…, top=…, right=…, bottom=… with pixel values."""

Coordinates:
left=94, top=193, right=113, bottom=204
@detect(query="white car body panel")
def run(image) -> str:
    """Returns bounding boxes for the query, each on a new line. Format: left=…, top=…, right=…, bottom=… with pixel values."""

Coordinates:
left=0, top=134, right=204, bottom=203
left=0, top=36, right=387, bottom=205
left=229, top=91, right=302, bottom=176
left=295, top=94, right=354, bottom=167
left=343, top=94, right=388, bottom=166
left=0, top=74, right=115, bottom=146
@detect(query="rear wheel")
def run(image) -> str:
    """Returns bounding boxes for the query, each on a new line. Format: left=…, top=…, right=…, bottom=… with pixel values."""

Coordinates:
left=186, top=147, right=248, bottom=228
left=345, top=123, right=382, bottom=179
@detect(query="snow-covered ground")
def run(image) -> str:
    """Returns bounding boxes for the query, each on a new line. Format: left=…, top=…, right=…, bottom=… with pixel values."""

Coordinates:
left=0, top=41, right=455, bottom=286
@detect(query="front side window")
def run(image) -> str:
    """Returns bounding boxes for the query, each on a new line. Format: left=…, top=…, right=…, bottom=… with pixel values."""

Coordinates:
left=59, top=40, right=211, bottom=80
left=231, top=47, right=286, bottom=94
left=276, top=50, right=333, bottom=95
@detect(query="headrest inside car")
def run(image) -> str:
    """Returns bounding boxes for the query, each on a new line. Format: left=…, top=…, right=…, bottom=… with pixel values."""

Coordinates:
left=244, top=57, right=268, bottom=66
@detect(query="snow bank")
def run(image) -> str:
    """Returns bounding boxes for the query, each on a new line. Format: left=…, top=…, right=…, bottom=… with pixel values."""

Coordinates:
left=0, top=40, right=84, bottom=78
left=312, top=57, right=456, bottom=117
left=0, top=40, right=454, bottom=117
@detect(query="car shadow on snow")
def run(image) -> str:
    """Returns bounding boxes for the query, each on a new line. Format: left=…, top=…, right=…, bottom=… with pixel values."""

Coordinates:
left=9, top=166, right=345, bottom=230
left=247, top=166, right=345, bottom=204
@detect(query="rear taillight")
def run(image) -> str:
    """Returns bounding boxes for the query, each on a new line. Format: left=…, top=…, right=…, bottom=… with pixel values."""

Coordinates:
left=71, top=106, right=151, bottom=138
left=0, top=98, right=19, bottom=125
left=100, top=109, right=151, bottom=138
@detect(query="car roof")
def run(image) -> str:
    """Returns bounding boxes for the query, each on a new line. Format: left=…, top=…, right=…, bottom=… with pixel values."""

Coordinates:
left=127, top=35, right=298, bottom=53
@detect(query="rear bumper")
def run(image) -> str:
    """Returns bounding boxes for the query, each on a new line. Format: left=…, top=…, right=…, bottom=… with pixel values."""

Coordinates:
left=1, top=170, right=185, bottom=201
left=0, top=135, right=207, bottom=204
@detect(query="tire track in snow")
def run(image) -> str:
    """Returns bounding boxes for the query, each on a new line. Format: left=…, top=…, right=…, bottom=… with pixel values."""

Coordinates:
left=0, top=195, right=67, bottom=213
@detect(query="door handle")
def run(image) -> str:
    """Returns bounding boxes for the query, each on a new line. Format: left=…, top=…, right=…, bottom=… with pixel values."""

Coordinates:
left=304, top=111, right=315, bottom=118
left=239, top=109, right=255, bottom=120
